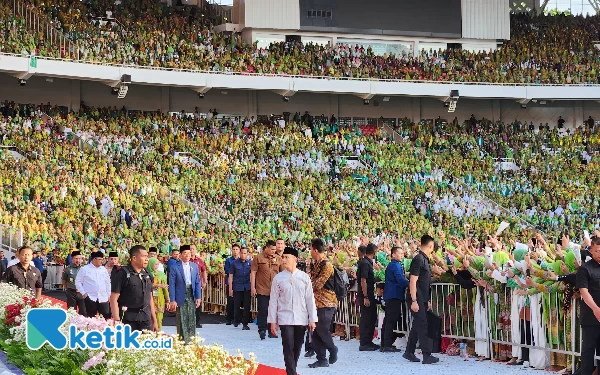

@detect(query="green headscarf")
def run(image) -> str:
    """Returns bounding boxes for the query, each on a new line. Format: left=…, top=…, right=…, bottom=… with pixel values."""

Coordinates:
left=403, top=258, right=412, bottom=271
left=514, top=248, right=528, bottom=262
left=147, top=258, right=167, bottom=283
left=493, top=251, right=510, bottom=266
left=377, top=252, right=389, bottom=267
left=552, top=260, right=564, bottom=276
left=454, top=258, right=463, bottom=269
left=471, top=256, right=485, bottom=271
left=564, top=251, right=577, bottom=273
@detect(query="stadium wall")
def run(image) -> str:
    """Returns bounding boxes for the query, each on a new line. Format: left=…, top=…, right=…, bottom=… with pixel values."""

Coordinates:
left=297, top=0, right=462, bottom=38
left=238, top=0, right=300, bottom=30
left=0, top=73, right=595, bottom=129
left=461, top=0, right=510, bottom=40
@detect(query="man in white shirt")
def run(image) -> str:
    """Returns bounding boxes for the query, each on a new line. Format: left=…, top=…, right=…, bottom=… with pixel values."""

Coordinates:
left=268, top=247, right=317, bottom=375
left=75, top=251, right=111, bottom=319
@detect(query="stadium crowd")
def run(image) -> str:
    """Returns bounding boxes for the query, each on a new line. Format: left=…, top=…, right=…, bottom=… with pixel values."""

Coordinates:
left=2, top=0, right=600, bottom=373
left=1, top=1, right=600, bottom=84
left=1, top=100, right=599, bottom=373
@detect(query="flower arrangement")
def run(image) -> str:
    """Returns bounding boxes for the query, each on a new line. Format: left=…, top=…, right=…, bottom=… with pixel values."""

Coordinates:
left=0, top=283, right=258, bottom=375
left=4, top=296, right=41, bottom=326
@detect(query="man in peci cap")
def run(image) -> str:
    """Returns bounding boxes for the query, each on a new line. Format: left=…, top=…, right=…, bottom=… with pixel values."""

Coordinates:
left=268, top=247, right=317, bottom=375
left=61, top=250, right=87, bottom=316
left=106, top=251, right=121, bottom=279
left=76, top=251, right=111, bottom=319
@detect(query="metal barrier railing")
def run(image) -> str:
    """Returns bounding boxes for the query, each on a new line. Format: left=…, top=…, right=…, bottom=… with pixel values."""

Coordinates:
left=200, top=273, right=582, bottom=370
left=3, top=0, right=81, bottom=59
left=0, top=224, right=22, bottom=259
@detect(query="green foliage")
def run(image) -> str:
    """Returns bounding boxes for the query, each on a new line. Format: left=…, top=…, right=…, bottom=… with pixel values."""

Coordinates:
left=0, top=335, right=103, bottom=375
left=544, top=7, right=572, bottom=16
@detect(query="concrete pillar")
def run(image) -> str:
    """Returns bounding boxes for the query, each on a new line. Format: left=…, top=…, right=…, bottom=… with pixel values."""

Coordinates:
left=573, top=100, right=584, bottom=128
left=329, top=94, right=339, bottom=119
left=160, top=87, right=170, bottom=113
left=491, top=99, right=500, bottom=122
left=413, top=97, right=422, bottom=122
left=70, top=80, right=81, bottom=112
left=247, top=90, right=258, bottom=119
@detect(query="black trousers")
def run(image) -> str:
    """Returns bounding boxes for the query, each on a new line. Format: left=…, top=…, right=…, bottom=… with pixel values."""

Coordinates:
left=304, top=330, right=313, bottom=352
left=233, top=290, right=251, bottom=325
left=257, top=294, right=270, bottom=333
left=66, top=289, right=87, bottom=316
left=520, top=319, right=533, bottom=362
left=581, top=325, right=600, bottom=375
left=280, top=325, right=306, bottom=375
left=226, top=295, right=235, bottom=323
left=313, top=307, right=336, bottom=361
left=195, top=305, right=202, bottom=325
left=359, top=297, right=377, bottom=346
left=123, top=319, right=152, bottom=331
left=84, top=297, right=111, bottom=319
left=406, top=301, right=432, bottom=357
left=382, top=299, right=404, bottom=348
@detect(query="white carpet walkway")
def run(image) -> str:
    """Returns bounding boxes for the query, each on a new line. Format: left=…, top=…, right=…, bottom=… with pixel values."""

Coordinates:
left=163, top=324, right=557, bottom=375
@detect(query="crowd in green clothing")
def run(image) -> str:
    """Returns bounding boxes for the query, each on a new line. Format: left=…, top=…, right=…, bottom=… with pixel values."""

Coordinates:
left=3, top=2, right=600, bottom=84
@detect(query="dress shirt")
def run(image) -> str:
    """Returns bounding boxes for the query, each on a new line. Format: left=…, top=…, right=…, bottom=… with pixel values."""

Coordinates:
left=75, top=263, right=111, bottom=303
left=231, top=258, right=252, bottom=292
left=182, top=261, right=192, bottom=285
left=267, top=269, right=318, bottom=326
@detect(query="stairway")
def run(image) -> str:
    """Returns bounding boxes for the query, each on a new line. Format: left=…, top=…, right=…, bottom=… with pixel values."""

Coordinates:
left=1, top=0, right=80, bottom=59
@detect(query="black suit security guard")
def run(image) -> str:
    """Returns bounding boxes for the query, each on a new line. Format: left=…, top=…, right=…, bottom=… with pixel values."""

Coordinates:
left=61, top=250, right=87, bottom=316
left=110, top=245, right=158, bottom=331
left=404, top=234, right=439, bottom=365
left=577, top=237, right=600, bottom=375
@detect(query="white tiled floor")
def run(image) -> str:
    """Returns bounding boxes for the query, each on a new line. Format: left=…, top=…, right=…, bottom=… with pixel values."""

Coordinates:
left=163, top=324, right=556, bottom=375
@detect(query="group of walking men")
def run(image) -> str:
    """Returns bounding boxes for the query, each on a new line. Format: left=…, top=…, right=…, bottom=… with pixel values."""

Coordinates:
left=226, top=235, right=439, bottom=375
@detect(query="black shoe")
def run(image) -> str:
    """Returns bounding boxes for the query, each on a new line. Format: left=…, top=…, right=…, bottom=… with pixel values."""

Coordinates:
left=260, top=331, right=266, bottom=340
left=329, top=346, right=338, bottom=364
left=304, top=350, right=315, bottom=358
left=196, top=323, right=202, bottom=328
left=381, top=347, right=402, bottom=353
left=359, top=345, right=378, bottom=351
left=226, top=321, right=232, bottom=326
left=403, top=352, right=421, bottom=362
left=370, top=343, right=381, bottom=350
left=308, top=360, right=329, bottom=368
left=422, top=355, right=439, bottom=365
left=268, top=332, right=278, bottom=338
left=233, top=323, right=239, bottom=328
left=242, top=325, right=250, bottom=330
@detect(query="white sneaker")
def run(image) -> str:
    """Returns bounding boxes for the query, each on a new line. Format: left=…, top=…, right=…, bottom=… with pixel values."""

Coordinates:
left=523, top=361, right=530, bottom=368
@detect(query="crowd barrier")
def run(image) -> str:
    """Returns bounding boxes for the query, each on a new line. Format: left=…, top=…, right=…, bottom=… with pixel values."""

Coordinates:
left=36, top=267, right=581, bottom=370
left=44, top=264, right=64, bottom=291
left=201, top=274, right=582, bottom=371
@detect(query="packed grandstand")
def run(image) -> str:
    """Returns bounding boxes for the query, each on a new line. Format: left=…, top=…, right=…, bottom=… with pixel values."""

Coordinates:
left=1, top=0, right=600, bottom=374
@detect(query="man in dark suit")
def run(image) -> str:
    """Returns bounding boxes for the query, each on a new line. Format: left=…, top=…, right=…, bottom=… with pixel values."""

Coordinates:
left=168, top=244, right=202, bottom=344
